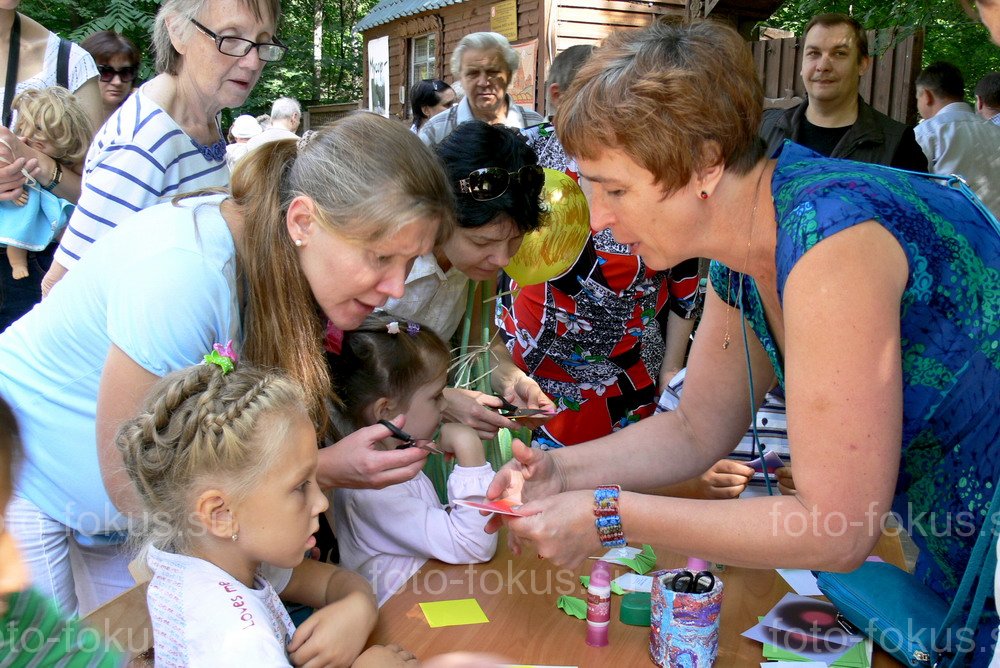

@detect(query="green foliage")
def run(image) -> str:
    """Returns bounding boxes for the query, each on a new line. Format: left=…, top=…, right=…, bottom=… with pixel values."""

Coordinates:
left=763, top=0, right=1000, bottom=98
left=18, top=0, right=377, bottom=123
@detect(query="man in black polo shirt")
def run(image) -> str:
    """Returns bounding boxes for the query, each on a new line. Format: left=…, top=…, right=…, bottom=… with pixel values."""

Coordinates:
left=760, top=13, right=927, bottom=170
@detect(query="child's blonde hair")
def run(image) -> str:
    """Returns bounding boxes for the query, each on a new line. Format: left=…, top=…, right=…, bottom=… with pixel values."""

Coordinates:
left=12, top=87, right=94, bottom=165
left=117, top=363, right=307, bottom=553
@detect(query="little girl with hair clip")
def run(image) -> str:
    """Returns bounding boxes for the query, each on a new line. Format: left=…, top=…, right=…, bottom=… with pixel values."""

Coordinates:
left=117, top=350, right=413, bottom=667
left=0, top=87, right=92, bottom=280
left=329, top=314, right=498, bottom=606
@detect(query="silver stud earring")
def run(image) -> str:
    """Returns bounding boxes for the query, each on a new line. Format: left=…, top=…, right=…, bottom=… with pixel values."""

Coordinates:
left=231, top=533, right=238, bottom=542
left=294, top=239, right=303, bottom=247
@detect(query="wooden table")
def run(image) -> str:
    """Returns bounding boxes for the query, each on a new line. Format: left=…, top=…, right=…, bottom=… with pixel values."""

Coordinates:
left=371, top=531, right=905, bottom=667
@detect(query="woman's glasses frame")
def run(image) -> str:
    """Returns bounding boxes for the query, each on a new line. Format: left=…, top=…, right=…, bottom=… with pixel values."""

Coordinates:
left=189, top=18, right=288, bottom=63
left=97, top=65, right=137, bottom=83
left=458, top=165, right=545, bottom=201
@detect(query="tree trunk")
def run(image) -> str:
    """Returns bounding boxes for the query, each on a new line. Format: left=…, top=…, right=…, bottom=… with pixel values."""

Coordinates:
left=313, top=0, right=324, bottom=99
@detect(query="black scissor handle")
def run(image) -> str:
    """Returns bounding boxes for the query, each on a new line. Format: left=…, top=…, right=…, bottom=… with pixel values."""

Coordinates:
left=670, top=570, right=715, bottom=594
left=377, top=419, right=413, bottom=445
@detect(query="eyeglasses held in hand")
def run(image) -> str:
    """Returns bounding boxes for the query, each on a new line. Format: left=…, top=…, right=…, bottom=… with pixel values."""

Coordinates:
left=97, top=65, right=137, bottom=83
left=190, top=18, right=288, bottom=63
left=458, top=164, right=544, bottom=201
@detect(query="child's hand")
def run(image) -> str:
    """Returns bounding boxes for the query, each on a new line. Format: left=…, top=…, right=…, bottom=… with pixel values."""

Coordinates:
left=696, top=459, right=754, bottom=499
left=351, top=645, right=418, bottom=667
left=776, top=466, right=796, bottom=495
left=438, top=423, right=486, bottom=468
left=287, top=591, right=377, bottom=668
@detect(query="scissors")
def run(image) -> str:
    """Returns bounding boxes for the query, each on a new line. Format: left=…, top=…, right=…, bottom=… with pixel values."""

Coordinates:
left=377, top=419, right=446, bottom=455
left=493, top=396, right=555, bottom=419
left=669, top=570, right=715, bottom=594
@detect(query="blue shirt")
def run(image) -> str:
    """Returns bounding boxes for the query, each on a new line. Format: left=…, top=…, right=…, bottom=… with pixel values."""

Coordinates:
left=0, top=194, right=239, bottom=533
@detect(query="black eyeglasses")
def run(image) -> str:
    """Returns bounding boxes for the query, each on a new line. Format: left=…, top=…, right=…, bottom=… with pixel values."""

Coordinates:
left=458, top=165, right=544, bottom=201
left=190, top=18, right=288, bottom=63
left=97, top=65, right=137, bottom=83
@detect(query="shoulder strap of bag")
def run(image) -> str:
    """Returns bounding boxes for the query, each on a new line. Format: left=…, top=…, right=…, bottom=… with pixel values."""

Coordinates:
left=936, top=479, right=1000, bottom=666
left=3, top=12, right=21, bottom=129
left=56, top=37, right=70, bottom=89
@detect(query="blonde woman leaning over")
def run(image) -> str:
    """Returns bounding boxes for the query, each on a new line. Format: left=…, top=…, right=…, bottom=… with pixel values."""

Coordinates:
left=0, top=113, right=454, bottom=615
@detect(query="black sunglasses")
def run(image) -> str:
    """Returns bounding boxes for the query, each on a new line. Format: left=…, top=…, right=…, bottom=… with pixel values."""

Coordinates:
left=458, top=165, right=544, bottom=201
left=97, top=65, right=137, bottom=83
left=190, top=18, right=288, bottom=63
left=423, top=78, right=448, bottom=92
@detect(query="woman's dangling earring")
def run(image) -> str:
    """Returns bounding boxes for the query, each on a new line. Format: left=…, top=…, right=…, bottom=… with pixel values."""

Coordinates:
left=231, top=533, right=238, bottom=542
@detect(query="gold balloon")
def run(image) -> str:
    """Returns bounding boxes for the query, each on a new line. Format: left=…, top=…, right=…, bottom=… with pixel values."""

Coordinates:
left=505, top=168, right=591, bottom=286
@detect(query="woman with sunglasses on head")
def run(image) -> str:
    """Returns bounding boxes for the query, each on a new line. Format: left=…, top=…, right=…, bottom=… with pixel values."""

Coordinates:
left=381, top=119, right=555, bottom=438
left=41, top=0, right=286, bottom=296
left=79, top=31, right=141, bottom=127
left=410, top=79, right=456, bottom=133
left=0, top=3, right=102, bottom=332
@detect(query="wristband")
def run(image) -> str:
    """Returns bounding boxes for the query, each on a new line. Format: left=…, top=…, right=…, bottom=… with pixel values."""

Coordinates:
left=594, top=485, right=626, bottom=547
left=41, top=161, right=62, bottom=191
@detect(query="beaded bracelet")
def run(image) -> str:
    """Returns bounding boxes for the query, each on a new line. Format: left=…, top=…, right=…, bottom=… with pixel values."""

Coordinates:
left=594, top=485, right=626, bottom=547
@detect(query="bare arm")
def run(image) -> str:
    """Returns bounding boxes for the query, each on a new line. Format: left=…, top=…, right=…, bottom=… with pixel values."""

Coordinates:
left=71, top=77, right=105, bottom=141
left=284, top=559, right=378, bottom=668
left=96, top=345, right=160, bottom=515
left=659, top=309, right=696, bottom=388
left=505, top=222, right=907, bottom=572
left=547, top=286, right=773, bottom=493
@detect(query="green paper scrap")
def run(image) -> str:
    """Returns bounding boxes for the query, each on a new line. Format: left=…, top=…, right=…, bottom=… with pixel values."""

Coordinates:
left=618, top=544, right=657, bottom=575
left=579, top=575, right=625, bottom=595
left=556, top=595, right=587, bottom=619
left=418, top=598, right=489, bottom=628
left=763, top=641, right=870, bottom=668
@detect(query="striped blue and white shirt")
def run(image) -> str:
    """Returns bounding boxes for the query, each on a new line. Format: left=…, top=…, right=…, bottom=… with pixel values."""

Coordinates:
left=55, top=84, right=229, bottom=268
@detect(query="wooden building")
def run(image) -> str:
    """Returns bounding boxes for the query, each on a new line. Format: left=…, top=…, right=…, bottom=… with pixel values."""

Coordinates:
left=356, top=0, right=784, bottom=122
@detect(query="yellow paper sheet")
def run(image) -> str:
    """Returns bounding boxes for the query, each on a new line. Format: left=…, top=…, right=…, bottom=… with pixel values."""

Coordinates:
left=418, top=598, right=490, bottom=628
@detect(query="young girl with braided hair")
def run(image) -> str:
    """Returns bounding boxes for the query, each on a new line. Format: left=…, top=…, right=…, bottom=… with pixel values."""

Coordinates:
left=117, top=352, right=414, bottom=667
left=329, top=314, right=498, bottom=606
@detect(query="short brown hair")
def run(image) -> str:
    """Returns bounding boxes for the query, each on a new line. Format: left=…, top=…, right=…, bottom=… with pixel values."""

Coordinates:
left=80, top=30, right=140, bottom=68
left=804, top=13, right=869, bottom=62
left=557, top=18, right=764, bottom=194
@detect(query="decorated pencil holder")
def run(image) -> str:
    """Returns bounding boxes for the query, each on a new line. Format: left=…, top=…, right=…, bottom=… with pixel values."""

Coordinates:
left=649, top=568, right=724, bottom=668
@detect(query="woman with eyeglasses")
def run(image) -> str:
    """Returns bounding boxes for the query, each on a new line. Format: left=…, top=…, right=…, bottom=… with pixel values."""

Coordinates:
left=41, top=0, right=286, bottom=296
left=410, top=78, right=456, bottom=132
left=79, top=31, right=141, bottom=126
left=381, top=119, right=555, bottom=438
left=0, top=3, right=103, bottom=332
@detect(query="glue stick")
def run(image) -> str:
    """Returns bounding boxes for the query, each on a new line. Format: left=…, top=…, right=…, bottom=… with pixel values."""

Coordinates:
left=586, top=560, right=611, bottom=647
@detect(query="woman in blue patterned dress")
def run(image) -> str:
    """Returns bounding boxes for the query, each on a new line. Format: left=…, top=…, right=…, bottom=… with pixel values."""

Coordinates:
left=487, top=18, right=1000, bottom=662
